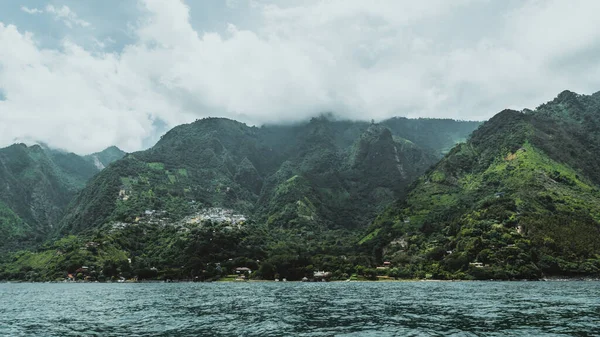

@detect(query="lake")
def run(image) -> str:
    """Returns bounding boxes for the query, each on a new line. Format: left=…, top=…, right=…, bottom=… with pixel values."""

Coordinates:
left=0, top=281, right=598, bottom=336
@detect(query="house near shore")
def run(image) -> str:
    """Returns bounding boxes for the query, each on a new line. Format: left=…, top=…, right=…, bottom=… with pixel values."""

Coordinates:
left=313, top=271, right=332, bottom=280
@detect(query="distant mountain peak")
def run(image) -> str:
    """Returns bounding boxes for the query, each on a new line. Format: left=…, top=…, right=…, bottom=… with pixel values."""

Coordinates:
left=84, top=146, right=126, bottom=170
left=101, top=145, right=123, bottom=152
left=191, top=117, right=249, bottom=128
left=555, top=89, right=579, bottom=102
left=533, top=89, right=589, bottom=122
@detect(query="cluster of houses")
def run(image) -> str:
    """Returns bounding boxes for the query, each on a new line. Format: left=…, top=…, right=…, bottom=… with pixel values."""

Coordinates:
left=185, top=208, right=247, bottom=226
left=135, top=210, right=170, bottom=227
left=106, top=206, right=249, bottom=236
left=110, top=222, right=130, bottom=231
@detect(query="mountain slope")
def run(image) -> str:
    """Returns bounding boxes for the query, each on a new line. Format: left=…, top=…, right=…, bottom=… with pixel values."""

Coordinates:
left=0, top=144, right=125, bottom=249
left=363, top=91, right=600, bottom=279
left=60, top=117, right=479, bottom=234
left=0, top=116, right=479, bottom=281
left=85, top=146, right=127, bottom=170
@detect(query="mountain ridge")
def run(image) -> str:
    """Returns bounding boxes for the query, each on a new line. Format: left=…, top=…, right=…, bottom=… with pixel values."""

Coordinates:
left=58, top=116, right=479, bottom=235
left=0, top=115, right=481, bottom=281
left=6, top=91, right=600, bottom=282
left=0, top=144, right=125, bottom=250
left=362, top=91, right=600, bottom=279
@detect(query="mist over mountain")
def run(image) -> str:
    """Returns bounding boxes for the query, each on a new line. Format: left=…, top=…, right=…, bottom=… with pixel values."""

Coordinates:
left=59, top=116, right=479, bottom=234
left=0, top=115, right=479, bottom=280
left=6, top=2, right=600, bottom=336
left=2, top=89, right=600, bottom=282
left=3, top=1, right=600, bottom=155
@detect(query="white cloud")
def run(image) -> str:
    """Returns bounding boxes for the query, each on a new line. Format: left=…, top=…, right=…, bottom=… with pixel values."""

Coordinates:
left=20, top=6, right=43, bottom=15
left=225, top=0, right=241, bottom=9
left=2, top=0, right=600, bottom=154
left=45, top=5, right=90, bottom=28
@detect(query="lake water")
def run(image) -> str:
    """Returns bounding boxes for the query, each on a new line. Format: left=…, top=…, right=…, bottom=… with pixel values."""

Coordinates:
left=0, top=281, right=599, bottom=336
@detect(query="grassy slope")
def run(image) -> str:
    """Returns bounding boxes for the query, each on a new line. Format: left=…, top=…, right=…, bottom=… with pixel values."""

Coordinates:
left=362, top=102, right=600, bottom=279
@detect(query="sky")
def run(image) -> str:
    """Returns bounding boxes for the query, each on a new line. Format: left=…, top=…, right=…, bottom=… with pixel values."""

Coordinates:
left=2, top=0, right=600, bottom=154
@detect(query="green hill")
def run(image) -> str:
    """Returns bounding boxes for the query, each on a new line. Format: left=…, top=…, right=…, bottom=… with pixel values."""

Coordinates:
left=362, top=91, right=600, bottom=280
left=59, top=117, right=479, bottom=234
left=0, top=116, right=479, bottom=281
left=6, top=91, right=600, bottom=282
left=0, top=144, right=125, bottom=250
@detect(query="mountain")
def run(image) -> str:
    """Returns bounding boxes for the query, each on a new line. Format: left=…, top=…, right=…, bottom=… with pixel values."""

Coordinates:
left=362, top=90, right=600, bottom=280
left=59, top=117, right=480, bottom=234
left=0, top=116, right=480, bottom=281
left=5, top=91, right=600, bottom=282
left=84, top=146, right=127, bottom=170
left=0, top=144, right=125, bottom=250
left=380, top=117, right=478, bottom=155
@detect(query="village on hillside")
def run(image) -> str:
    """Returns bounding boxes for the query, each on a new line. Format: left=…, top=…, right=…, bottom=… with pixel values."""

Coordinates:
left=109, top=206, right=248, bottom=233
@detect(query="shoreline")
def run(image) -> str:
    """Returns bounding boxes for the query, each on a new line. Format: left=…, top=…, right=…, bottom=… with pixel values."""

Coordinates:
left=2, top=277, right=600, bottom=284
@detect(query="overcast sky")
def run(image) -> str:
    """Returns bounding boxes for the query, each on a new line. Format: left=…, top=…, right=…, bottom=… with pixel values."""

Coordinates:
left=1, top=0, right=600, bottom=154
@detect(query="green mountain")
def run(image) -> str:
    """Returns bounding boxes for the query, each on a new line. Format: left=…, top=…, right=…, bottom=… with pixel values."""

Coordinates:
left=11, top=87, right=600, bottom=282
left=362, top=90, right=600, bottom=280
left=0, top=116, right=479, bottom=281
left=0, top=144, right=125, bottom=250
left=59, top=117, right=479, bottom=234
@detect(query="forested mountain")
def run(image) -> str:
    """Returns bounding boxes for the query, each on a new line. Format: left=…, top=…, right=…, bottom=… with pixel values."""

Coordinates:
left=0, top=144, right=124, bottom=250
left=362, top=90, right=600, bottom=279
left=7, top=89, right=600, bottom=282
left=84, top=146, right=127, bottom=170
left=59, top=116, right=479, bottom=234
left=0, top=116, right=479, bottom=281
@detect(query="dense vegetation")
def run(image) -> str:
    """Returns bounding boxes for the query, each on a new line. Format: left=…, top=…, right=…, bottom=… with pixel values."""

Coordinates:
left=6, top=89, right=600, bottom=282
left=0, top=116, right=479, bottom=281
left=362, top=91, right=600, bottom=280
left=0, top=145, right=124, bottom=251
left=58, top=116, right=477, bottom=234
left=6, top=88, right=600, bottom=282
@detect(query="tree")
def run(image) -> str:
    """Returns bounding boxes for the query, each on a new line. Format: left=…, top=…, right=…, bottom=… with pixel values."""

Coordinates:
left=257, top=262, right=276, bottom=280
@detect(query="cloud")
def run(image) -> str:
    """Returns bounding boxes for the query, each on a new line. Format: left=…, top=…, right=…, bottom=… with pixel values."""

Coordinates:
left=20, top=6, right=43, bottom=15
left=45, top=4, right=91, bottom=28
left=225, top=0, right=241, bottom=9
left=2, top=0, right=600, bottom=154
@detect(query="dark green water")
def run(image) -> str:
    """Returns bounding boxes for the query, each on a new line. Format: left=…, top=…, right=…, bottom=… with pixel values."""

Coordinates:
left=0, top=281, right=599, bottom=336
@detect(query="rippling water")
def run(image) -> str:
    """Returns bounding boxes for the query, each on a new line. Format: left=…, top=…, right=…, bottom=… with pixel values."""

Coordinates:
left=1, top=281, right=599, bottom=336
